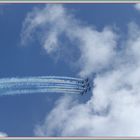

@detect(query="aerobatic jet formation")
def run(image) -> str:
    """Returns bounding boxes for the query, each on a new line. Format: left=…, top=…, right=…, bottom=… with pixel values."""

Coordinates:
left=77, top=78, right=91, bottom=95
left=0, top=76, right=91, bottom=97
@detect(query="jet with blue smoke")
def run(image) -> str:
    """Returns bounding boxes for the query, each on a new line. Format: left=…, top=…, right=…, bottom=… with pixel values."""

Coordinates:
left=0, top=76, right=90, bottom=96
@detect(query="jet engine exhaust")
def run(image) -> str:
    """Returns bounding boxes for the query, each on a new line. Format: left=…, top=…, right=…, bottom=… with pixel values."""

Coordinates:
left=0, top=76, right=91, bottom=97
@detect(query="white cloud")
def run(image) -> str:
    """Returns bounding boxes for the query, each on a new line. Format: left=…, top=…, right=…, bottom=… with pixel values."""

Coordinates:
left=134, top=3, right=140, bottom=11
left=21, top=4, right=117, bottom=77
left=0, top=132, right=7, bottom=137
left=21, top=5, right=68, bottom=52
left=22, top=4, right=140, bottom=136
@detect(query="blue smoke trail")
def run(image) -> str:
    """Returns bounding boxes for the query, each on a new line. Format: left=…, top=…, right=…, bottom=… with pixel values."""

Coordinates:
left=0, top=76, right=85, bottom=96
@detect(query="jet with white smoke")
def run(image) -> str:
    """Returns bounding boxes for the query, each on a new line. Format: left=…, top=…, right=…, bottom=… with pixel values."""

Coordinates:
left=0, top=76, right=86, bottom=96
left=21, top=4, right=140, bottom=136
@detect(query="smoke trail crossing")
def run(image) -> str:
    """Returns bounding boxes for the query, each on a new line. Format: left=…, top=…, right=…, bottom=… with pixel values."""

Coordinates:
left=0, top=76, right=87, bottom=96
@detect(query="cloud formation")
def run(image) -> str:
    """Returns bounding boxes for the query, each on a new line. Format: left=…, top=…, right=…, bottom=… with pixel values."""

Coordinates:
left=134, top=3, right=140, bottom=11
left=21, top=4, right=140, bottom=136
left=21, top=4, right=117, bottom=77
left=0, top=132, right=7, bottom=137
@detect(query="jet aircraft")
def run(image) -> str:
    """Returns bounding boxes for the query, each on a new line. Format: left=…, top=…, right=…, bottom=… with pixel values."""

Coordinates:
left=80, top=78, right=91, bottom=95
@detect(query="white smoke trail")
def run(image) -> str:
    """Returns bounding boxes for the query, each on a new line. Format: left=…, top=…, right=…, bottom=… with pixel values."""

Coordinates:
left=38, top=76, right=83, bottom=81
left=0, top=88, right=82, bottom=96
left=0, top=84, right=84, bottom=91
left=0, top=77, right=83, bottom=85
left=0, top=80, right=83, bottom=86
left=0, top=76, right=83, bottom=81
left=0, top=79, right=83, bottom=89
left=0, top=76, right=85, bottom=96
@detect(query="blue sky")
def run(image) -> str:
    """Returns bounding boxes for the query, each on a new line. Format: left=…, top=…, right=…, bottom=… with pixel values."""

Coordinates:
left=0, top=3, right=140, bottom=136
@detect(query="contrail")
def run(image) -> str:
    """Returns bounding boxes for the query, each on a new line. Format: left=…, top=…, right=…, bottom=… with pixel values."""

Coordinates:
left=0, top=89, right=81, bottom=97
left=0, top=77, right=83, bottom=85
left=0, top=87, right=83, bottom=96
left=36, top=76, right=83, bottom=81
left=0, top=76, right=86, bottom=97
